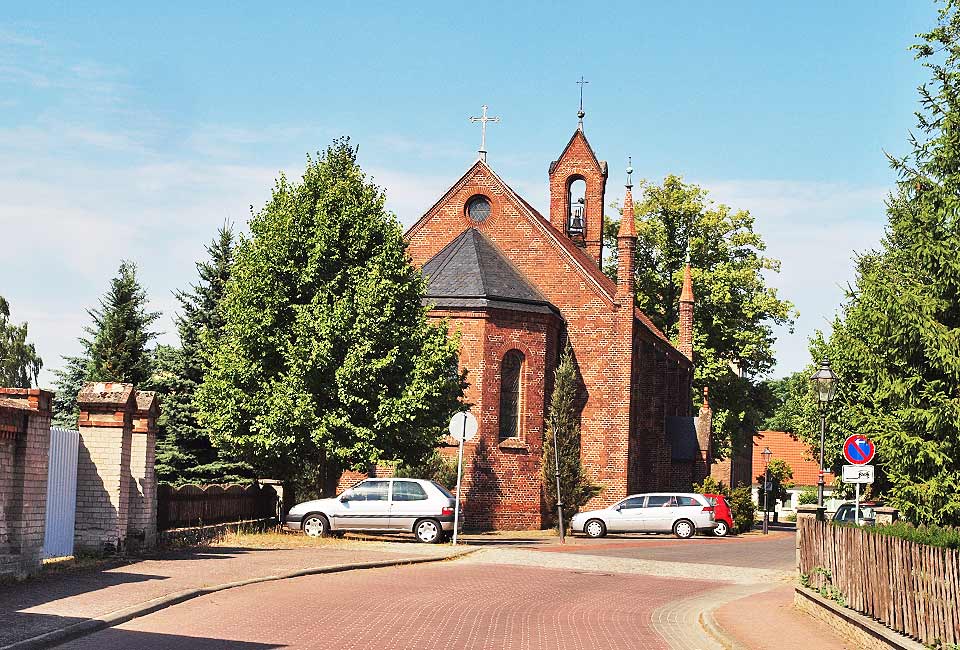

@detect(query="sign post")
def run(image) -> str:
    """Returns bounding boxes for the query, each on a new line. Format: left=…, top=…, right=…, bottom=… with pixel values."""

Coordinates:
left=841, top=463, right=875, bottom=525
left=448, top=411, right=477, bottom=546
left=843, top=434, right=877, bottom=526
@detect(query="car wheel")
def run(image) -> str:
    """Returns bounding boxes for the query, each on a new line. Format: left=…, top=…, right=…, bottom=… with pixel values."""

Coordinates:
left=414, top=518, right=442, bottom=544
left=302, top=513, right=329, bottom=538
left=584, top=519, right=607, bottom=539
left=713, top=520, right=729, bottom=537
left=673, top=519, right=695, bottom=539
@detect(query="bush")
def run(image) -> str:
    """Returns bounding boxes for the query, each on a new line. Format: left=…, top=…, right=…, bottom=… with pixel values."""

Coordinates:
left=394, top=451, right=458, bottom=490
left=692, top=475, right=729, bottom=496
left=727, top=484, right=757, bottom=533
left=850, top=521, right=960, bottom=550
left=798, top=486, right=818, bottom=506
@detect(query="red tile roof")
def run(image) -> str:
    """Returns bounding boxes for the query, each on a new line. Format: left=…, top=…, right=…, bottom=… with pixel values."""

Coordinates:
left=753, top=430, right=834, bottom=486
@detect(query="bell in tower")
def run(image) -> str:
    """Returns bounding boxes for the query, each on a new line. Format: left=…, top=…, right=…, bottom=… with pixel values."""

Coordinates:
left=567, top=183, right=586, bottom=246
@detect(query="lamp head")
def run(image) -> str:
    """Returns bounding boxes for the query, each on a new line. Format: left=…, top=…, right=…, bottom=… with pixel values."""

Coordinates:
left=810, top=359, right=838, bottom=405
left=761, top=446, right=773, bottom=464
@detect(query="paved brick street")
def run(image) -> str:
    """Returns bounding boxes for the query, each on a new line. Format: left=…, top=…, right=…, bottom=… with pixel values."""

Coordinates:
left=60, top=561, right=718, bottom=650
left=0, top=542, right=462, bottom=647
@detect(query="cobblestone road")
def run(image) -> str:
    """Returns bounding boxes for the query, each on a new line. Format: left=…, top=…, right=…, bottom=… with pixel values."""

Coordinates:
left=60, top=561, right=719, bottom=650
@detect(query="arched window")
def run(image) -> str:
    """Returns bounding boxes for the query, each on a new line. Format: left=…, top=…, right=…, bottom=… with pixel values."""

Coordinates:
left=498, top=350, right=524, bottom=441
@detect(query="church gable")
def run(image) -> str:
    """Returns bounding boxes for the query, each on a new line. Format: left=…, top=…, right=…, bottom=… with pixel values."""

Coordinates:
left=406, top=159, right=616, bottom=311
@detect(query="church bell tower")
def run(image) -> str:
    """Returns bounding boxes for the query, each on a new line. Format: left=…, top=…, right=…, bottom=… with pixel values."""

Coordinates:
left=548, top=98, right=608, bottom=265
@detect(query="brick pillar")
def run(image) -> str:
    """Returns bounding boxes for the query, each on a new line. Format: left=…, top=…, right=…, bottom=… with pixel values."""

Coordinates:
left=128, top=391, right=159, bottom=548
left=0, top=388, right=52, bottom=578
left=75, top=382, right=135, bottom=553
left=679, top=264, right=694, bottom=362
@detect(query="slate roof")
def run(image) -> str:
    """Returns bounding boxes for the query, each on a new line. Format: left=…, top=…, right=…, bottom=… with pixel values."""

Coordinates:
left=422, top=228, right=559, bottom=316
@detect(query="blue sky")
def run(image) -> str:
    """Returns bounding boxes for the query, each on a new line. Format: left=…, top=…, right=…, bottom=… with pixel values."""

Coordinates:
left=1, top=3, right=934, bottom=386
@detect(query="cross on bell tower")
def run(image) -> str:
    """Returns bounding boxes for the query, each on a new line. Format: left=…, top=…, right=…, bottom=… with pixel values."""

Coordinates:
left=577, top=76, right=589, bottom=131
left=469, top=104, right=500, bottom=163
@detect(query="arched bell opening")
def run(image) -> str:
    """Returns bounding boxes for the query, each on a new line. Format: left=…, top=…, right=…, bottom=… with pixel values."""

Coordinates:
left=566, top=177, right=587, bottom=246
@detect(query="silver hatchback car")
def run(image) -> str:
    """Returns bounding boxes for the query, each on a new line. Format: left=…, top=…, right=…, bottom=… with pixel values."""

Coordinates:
left=571, top=492, right=717, bottom=539
left=284, top=478, right=460, bottom=544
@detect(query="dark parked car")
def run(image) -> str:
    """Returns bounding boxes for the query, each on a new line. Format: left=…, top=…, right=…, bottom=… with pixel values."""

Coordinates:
left=703, top=493, right=733, bottom=536
left=832, top=501, right=877, bottom=526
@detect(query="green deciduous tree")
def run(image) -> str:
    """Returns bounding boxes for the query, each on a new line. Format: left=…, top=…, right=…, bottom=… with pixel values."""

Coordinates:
left=758, top=458, right=793, bottom=510
left=152, top=226, right=252, bottom=485
left=0, top=295, right=42, bottom=387
left=51, top=260, right=160, bottom=427
left=785, top=2, right=960, bottom=526
left=604, top=176, right=796, bottom=456
left=542, top=342, right=601, bottom=526
left=195, top=138, right=465, bottom=495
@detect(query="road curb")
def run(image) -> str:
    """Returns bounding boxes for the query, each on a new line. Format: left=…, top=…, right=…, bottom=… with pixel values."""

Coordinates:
left=1, top=549, right=477, bottom=650
left=699, top=608, right=746, bottom=650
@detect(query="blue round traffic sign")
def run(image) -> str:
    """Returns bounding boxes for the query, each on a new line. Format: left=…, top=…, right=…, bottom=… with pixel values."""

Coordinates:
left=843, top=435, right=875, bottom=465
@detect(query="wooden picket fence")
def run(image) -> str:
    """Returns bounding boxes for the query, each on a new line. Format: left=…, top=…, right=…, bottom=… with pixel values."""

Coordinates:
left=798, top=518, right=960, bottom=646
left=157, top=483, right=278, bottom=531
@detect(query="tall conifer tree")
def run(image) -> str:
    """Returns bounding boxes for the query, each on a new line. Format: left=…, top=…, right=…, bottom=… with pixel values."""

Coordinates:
left=542, top=343, right=600, bottom=524
left=51, top=260, right=159, bottom=426
left=153, top=226, right=252, bottom=484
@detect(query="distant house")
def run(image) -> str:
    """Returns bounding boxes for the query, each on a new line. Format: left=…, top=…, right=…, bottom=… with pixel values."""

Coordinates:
left=753, top=429, right=836, bottom=512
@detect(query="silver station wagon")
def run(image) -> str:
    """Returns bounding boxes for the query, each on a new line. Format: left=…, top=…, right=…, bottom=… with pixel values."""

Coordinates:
left=571, top=492, right=717, bottom=539
left=284, top=478, right=460, bottom=544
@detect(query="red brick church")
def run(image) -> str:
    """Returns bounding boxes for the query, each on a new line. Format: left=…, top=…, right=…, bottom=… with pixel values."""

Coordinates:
left=405, top=116, right=712, bottom=529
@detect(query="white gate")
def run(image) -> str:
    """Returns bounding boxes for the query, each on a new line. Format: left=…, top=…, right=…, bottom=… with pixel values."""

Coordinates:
left=42, top=428, right=78, bottom=559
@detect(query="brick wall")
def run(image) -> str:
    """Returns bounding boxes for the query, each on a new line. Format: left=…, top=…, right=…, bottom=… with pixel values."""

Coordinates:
left=0, top=388, right=53, bottom=578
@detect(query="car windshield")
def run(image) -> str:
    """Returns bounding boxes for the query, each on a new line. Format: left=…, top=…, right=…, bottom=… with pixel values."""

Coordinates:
left=836, top=504, right=876, bottom=522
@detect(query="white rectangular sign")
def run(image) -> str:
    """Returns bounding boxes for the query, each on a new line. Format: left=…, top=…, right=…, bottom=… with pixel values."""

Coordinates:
left=842, top=464, right=874, bottom=484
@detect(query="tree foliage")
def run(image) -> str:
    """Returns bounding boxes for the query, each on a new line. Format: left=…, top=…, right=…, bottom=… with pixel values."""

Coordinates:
left=195, top=139, right=465, bottom=494
left=727, top=484, right=757, bottom=533
left=604, top=176, right=796, bottom=455
left=52, top=261, right=159, bottom=427
left=0, top=295, right=42, bottom=387
left=782, top=2, right=960, bottom=526
left=542, top=342, right=601, bottom=524
left=394, top=451, right=457, bottom=491
left=86, top=260, right=160, bottom=385
left=152, top=226, right=252, bottom=485
left=758, top=458, right=794, bottom=509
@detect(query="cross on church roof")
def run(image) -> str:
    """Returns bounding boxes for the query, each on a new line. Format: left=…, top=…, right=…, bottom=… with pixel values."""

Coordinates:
left=577, top=76, right=589, bottom=130
left=469, top=104, right=500, bottom=163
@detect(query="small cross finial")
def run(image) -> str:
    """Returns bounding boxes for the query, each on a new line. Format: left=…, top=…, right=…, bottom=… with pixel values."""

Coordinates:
left=576, top=76, right=589, bottom=130
left=626, top=156, right=633, bottom=189
left=469, top=104, right=500, bottom=163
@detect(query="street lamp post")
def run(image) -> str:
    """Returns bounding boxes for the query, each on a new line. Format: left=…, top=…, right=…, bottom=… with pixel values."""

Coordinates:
left=810, top=359, right=838, bottom=513
left=761, top=446, right=772, bottom=535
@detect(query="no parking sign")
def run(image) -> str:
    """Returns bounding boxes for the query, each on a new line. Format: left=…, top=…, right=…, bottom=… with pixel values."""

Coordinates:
left=843, top=435, right=875, bottom=465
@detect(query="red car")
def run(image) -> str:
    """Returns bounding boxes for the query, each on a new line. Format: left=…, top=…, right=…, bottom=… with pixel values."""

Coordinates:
left=703, top=493, right=733, bottom=536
